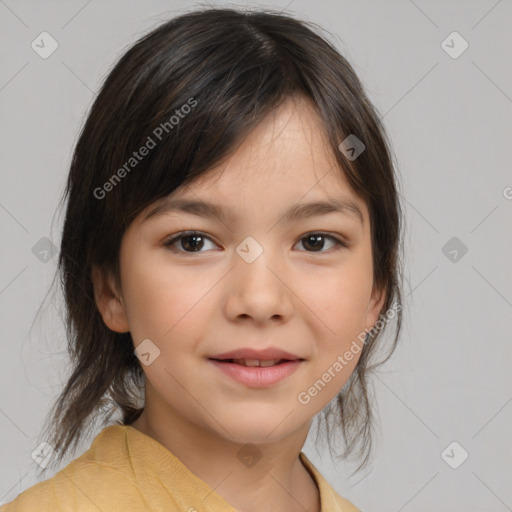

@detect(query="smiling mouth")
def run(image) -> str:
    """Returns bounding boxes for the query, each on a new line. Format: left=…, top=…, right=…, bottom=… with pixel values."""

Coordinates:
left=210, top=358, right=293, bottom=367
left=208, top=358, right=303, bottom=387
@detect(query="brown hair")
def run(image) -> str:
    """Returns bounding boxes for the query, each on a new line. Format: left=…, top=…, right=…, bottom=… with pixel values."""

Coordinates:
left=37, top=6, right=404, bottom=476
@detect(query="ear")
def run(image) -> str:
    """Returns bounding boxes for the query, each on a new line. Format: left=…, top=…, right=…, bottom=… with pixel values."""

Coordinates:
left=364, top=284, right=387, bottom=332
left=91, top=264, right=130, bottom=333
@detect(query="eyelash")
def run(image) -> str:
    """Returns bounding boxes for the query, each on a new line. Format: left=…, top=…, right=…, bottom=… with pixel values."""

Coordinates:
left=162, top=231, right=348, bottom=254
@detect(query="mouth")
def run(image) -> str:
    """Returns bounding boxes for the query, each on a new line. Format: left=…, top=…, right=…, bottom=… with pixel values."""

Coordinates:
left=209, top=358, right=302, bottom=367
left=208, top=358, right=304, bottom=387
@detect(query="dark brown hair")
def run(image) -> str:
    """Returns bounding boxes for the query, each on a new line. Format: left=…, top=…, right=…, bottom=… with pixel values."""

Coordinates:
left=37, top=6, right=404, bottom=476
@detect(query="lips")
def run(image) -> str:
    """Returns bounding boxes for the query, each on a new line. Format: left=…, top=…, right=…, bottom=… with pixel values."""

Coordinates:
left=209, top=347, right=303, bottom=363
left=208, top=347, right=305, bottom=383
left=223, top=358, right=286, bottom=367
left=209, top=358, right=303, bottom=387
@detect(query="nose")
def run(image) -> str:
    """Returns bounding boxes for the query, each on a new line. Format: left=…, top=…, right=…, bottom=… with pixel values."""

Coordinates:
left=223, top=245, right=293, bottom=325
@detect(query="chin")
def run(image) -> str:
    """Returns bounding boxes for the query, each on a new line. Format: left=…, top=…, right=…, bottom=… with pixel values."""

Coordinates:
left=217, top=418, right=302, bottom=446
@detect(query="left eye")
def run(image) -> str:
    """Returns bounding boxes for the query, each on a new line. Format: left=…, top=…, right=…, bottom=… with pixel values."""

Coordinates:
left=163, top=231, right=347, bottom=254
left=298, top=233, right=347, bottom=252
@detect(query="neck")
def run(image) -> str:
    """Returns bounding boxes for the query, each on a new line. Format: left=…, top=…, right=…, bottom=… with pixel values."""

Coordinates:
left=130, top=395, right=320, bottom=512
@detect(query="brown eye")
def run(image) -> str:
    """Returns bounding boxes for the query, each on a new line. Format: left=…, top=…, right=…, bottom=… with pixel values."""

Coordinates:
left=163, top=231, right=347, bottom=255
left=296, top=233, right=347, bottom=252
left=163, top=231, right=217, bottom=253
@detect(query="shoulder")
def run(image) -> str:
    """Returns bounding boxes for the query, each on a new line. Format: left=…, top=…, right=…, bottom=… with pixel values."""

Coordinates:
left=330, top=493, right=361, bottom=512
left=299, top=452, right=361, bottom=512
left=1, top=426, right=137, bottom=512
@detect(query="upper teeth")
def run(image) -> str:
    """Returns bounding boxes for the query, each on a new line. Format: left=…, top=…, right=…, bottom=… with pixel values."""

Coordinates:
left=232, top=358, right=281, bottom=367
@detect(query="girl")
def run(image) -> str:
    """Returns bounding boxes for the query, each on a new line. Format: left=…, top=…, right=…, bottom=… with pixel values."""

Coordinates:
left=1, top=6, right=403, bottom=512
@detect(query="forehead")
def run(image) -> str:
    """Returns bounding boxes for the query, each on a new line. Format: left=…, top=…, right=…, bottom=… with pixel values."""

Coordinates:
left=210, top=96, right=339, bottom=180
left=139, top=96, right=368, bottom=227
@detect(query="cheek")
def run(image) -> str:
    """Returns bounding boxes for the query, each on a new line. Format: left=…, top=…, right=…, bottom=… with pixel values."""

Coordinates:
left=303, top=261, right=374, bottom=340
left=120, top=252, right=215, bottom=345
left=120, top=260, right=171, bottom=340
left=297, top=259, right=373, bottom=389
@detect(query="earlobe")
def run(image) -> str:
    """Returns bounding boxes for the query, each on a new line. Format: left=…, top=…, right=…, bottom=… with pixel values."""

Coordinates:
left=90, top=265, right=130, bottom=333
left=364, top=286, right=387, bottom=331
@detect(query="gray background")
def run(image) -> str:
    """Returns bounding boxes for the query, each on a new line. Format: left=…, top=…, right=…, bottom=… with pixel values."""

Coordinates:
left=1, top=0, right=511, bottom=510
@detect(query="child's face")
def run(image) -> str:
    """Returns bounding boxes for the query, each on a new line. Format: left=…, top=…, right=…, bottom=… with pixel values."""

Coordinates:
left=98, top=97, right=385, bottom=444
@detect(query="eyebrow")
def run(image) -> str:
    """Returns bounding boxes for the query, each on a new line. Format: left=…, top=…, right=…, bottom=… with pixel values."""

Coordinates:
left=143, top=197, right=364, bottom=226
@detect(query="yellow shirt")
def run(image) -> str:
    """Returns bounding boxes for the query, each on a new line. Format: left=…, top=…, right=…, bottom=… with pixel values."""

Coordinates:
left=1, top=425, right=359, bottom=511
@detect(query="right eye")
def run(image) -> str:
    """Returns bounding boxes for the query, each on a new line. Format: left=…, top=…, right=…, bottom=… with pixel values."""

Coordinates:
left=163, top=231, right=218, bottom=254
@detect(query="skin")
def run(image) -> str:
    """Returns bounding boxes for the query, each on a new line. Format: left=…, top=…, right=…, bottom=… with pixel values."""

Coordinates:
left=92, top=95, right=386, bottom=512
